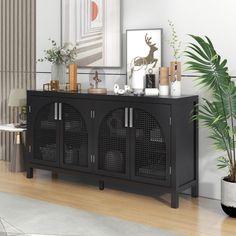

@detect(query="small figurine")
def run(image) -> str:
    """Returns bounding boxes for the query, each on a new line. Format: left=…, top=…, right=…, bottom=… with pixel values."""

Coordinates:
left=124, top=85, right=131, bottom=93
left=88, top=69, right=107, bottom=94
left=113, top=84, right=120, bottom=94
left=93, top=71, right=102, bottom=88
left=113, top=84, right=130, bottom=95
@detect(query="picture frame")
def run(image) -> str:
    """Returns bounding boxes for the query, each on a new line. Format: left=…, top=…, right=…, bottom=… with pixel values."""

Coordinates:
left=62, top=0, right=121, bottom=68
left=126, top=28, right=162, bottom=84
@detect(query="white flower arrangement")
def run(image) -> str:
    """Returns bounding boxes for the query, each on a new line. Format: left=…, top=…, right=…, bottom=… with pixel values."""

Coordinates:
left=38, top=39, right=79, bottom=65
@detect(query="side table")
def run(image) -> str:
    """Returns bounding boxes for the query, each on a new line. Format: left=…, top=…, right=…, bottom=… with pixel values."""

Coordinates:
left=0, top=124, right=26, bottom=172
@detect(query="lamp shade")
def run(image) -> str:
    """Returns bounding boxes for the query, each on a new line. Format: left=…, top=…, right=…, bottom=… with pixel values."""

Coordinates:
left=8, top=89, right=26, bottom=107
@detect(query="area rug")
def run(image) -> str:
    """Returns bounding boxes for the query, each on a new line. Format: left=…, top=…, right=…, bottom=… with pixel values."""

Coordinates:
left=0, top=192, right=184, bottom=236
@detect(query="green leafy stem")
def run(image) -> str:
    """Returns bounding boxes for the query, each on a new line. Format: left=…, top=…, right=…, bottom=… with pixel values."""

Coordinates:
left=185, top=35, right=236, bottom=182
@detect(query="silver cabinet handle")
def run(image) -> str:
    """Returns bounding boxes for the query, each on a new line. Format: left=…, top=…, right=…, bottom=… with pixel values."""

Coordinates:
left=54, top=103, right=58, bottom=120
left=90, top=110, right=95, bottom=119
left=90, top=155, right=95, bottom=163
left=125, top=107, right=128, bottom=127
left=129, top=107, right=133, bottom=128
left=59, top=103, right=62, bottom=120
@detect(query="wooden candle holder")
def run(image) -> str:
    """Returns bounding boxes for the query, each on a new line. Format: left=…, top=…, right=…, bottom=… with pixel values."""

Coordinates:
left=159, top=67, right=169, bottom=85
left=170, top=61, right=181, bottom=82
left=159, top=67, right=169, bottom=96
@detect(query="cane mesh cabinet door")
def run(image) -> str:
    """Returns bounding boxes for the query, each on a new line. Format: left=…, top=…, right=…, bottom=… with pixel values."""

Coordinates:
left=60, top=99, right=92, bottom=172
left=28, top=97, right=60, bottom=167
left=130, top=103, right=171, bottom=186
left=94, top=101, right=130, bottom=179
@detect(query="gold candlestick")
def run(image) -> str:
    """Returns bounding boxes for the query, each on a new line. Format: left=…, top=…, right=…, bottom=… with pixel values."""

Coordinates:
left=69, top=63, right=78, bottom=92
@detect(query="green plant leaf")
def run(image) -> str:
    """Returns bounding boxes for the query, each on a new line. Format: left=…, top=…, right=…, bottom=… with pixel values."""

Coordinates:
left=185, top=35, right=236, bottom=180
left=217, top=156, right=230, bottom=170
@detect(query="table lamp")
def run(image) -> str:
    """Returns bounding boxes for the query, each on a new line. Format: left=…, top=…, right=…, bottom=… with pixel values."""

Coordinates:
left=8, top=89, right=27, bottom=127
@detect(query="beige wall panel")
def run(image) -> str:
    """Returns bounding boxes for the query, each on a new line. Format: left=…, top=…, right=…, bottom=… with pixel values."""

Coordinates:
left=0, top=0, right=36, bottom=161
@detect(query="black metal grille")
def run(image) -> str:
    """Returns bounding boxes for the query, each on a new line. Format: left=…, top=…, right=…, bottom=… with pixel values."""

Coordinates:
left=63, top=104, right=88, bottom=167
left=134, top=109, right=166, bottom=180
left=34, top=104, right=57, bottom=162
left=98, top=109, right=126, bottom=173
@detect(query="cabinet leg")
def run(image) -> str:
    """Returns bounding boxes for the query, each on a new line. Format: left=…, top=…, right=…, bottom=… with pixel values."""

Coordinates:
left=191, top=184, right=199, bottom=198
left=52, top=171, right=58, bottom=179
left=171, top=192, right=179, bottom=209
left=99, top=180, right=104, bottom=190
left=26, top=167, right=33, bottom=179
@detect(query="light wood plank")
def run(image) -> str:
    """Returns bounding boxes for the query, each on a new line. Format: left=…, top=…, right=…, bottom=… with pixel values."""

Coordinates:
left=0, top=161, right=235, bottom=236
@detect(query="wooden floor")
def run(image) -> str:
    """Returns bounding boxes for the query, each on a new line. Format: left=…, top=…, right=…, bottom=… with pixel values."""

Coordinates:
left=0, top=161, right=235, bottom=236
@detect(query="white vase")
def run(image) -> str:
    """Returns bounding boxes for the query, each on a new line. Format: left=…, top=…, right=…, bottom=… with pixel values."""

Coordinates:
left=170, top=81, right=181, bottom=97
left=132, top=66, right=145, bottom=95
left=51, top=64, right=66, bottom=85
left=170, top=61, right=181, bottom=97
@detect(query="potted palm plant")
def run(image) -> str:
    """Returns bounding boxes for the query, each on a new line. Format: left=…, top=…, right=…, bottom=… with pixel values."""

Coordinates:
left=185, top=35, right=236, bottom=217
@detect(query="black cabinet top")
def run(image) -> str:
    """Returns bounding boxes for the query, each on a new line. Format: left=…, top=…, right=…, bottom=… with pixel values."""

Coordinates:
left=27, top=90, right=198, bottom=104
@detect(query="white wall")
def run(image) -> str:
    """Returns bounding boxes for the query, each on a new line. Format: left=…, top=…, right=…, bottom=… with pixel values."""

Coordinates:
left=36, top=0, right=236, bottom=200
left=104, top=0, right=121, bottom=67
left=36, top=0, right=61, bottom=87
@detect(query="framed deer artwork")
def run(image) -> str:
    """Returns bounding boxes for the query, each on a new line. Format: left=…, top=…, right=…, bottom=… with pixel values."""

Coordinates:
left=62, top=0, right=121, bottom=68
left=126, top=29, right=162, bottom=85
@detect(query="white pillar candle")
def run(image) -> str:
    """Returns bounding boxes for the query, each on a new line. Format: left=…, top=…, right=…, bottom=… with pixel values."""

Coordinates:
left=159, top=85, right=169, bottom=96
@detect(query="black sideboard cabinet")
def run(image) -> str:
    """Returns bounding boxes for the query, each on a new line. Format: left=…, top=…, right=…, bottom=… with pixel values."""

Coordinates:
left=26, top=90, right=198, bottom=208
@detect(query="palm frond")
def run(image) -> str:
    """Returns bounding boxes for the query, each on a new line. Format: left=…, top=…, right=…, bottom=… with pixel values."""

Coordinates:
left=185, top=35, right=236, bottom=181
left=217, top=156, right=230, bottom=170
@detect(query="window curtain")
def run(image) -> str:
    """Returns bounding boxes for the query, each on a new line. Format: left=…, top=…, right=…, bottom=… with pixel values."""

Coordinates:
left=0, top=0, right=36, bottom=161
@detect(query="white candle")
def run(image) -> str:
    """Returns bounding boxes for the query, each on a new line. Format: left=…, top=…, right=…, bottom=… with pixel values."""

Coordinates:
left=159, top=85, right=169, bottom=96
